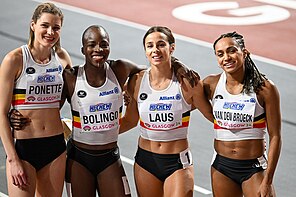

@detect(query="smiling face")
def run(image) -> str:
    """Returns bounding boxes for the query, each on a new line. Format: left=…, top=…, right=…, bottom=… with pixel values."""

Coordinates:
left=144, top=31, right=175, bottom=67
left=214, top=37, right=247, bottom=74
left=82, top=26, right=110, bottom=67
left=30, top=13, right=62, bottom=48
left=28, top=3, right=64, bottom=50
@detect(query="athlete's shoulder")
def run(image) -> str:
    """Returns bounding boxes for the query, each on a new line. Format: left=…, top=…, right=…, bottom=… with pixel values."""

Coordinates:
left=203, top=73, right=221, bottom=90
left=1, top=47, right=23, bottom=71
left=258, top=79, right=279, bottom=98
left=4, top=47, right=23, bottom=63
left=64, top=65, right=78, bottom=74
left=203, top=73, right=221, bottom=84
left=126, top=70, right=145, bottom=96
left=56, top=47, right=72, bottom=68
left=202, top=73, right=222, bottom=100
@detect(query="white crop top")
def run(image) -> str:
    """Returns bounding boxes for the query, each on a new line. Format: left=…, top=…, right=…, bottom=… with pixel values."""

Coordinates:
left=137, top=69, right=192, bottom=142
left=212, top=72, right=266, bottom=141
left=12, top=45, right=63, bottom=109
left=70, top=63, right=123, bottom=145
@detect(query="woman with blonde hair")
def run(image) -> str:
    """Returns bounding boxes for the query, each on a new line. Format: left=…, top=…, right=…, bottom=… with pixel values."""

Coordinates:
left=0, top=2, right=71, bottom=196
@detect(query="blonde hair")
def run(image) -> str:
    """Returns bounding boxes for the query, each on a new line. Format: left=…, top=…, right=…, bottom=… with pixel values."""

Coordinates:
left=28, top=2, right=64, bottom=51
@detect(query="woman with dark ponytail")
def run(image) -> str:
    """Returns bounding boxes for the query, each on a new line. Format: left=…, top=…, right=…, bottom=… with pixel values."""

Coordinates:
left=204, top=32, right=281, bottom=197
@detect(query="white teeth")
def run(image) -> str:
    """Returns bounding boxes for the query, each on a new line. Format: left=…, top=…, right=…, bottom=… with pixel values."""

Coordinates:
left=224, top=62, right=234, bottom=67
left=92, top=55, right=103, bottom=60
left=44, top=37, right=54, bottom=41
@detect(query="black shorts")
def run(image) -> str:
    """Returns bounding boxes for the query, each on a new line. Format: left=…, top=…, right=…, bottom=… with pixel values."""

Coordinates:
left=66, top=139, right=120, bottom=178
left=212, top=153, right=267, bottom=184
left=15, top=133, right=66, bottom=171
left=135, top=146, right=193, bottom=182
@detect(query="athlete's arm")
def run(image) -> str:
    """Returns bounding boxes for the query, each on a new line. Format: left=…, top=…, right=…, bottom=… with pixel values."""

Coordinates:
left=60, top=67, right=77, bottom=108
left=0, top=48, right=29, bottom=187
left=110, top=59, right=146, bottom=90
left=182, top=77, right=213, bottom=123
left=119, top=72, right=142, bottom=134
left=202, top=74, right=220, bottom=101
left=258, top=80, right=282, bottom=196
left=56, top=47, right=72, bottom=108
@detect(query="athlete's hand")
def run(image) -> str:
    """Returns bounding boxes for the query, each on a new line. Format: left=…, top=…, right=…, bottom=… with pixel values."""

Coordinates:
left=8, top=158, right=29, bottom=189
left=171, top=57, right=200, bottom=87
left=179, top=68, right=200, bottom=87
left=258, top=181, right=275, bottom=197
left=123, top=91, right=131, bottom=106
left=9, top=109, right=30, bottom=130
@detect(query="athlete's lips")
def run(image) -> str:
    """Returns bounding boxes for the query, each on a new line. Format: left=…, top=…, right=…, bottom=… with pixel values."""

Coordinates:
left=92, top=55, right=104, bottom=61
left=152, top=55, right=162, bottom=59
left=223, top=61, right=236, bottom=68
left=43, top=36, right=55, bottom=42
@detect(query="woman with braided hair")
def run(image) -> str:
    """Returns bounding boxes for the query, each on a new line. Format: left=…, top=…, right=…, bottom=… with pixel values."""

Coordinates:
left=203, top=32, right=281, bottom=197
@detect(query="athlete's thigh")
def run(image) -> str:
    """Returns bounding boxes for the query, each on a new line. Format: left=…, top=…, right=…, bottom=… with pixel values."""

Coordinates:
left=97, top=159, right=131, bottom=197
left=134, top=163, right=163, bottom=197
left=66, top=158, right=96, bottom=197
left=36, top=151, right=66, bottom=197
left=164, top=166, right=194, bottom=197
left=6, top=160, right=36, bottom=197
left=211, top=167, right=243, bottom=197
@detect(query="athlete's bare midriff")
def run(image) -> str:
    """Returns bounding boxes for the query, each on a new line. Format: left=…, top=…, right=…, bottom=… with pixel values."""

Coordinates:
left=72, top=140, right=118, bottom=150
left=138, top=137, right=189, bottom=154
left=13, top=108, right=63, bottom=139
left=214, top=139, right=265, bottom=160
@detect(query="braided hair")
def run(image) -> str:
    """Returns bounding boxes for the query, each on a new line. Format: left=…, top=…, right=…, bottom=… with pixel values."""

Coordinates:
left=213, top=32, right=266, bottom=94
